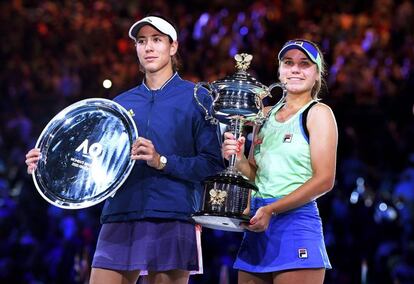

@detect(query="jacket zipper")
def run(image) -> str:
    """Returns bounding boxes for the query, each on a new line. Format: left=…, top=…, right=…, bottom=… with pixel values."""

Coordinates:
left=146, top=90, right=155, bottom=138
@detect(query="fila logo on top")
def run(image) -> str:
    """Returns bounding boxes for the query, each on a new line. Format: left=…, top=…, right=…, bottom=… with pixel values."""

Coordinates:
left=283, top=133, right=293, bottom=143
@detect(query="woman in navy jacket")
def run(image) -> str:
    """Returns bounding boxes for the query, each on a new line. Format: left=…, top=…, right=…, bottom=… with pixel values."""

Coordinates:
left=26, top=15, right=223, bottom=284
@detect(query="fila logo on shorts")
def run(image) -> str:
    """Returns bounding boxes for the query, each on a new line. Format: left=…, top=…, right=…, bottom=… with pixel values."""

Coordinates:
left=298, top=248, right=308, bottom=259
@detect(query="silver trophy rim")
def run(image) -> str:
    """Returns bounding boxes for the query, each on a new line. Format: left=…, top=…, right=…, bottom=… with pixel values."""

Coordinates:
left=32, top=98, right=138, bottom=209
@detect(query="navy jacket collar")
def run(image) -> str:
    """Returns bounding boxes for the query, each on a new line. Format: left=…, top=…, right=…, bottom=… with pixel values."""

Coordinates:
left=142, top=72, right=180, bottom=92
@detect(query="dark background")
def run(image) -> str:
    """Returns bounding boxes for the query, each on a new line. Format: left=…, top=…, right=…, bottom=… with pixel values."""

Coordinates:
left=1, top=0, right=414, bottom=283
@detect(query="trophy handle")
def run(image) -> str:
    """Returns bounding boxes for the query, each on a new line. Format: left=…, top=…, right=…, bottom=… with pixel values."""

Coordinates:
left=194, top=82, right=218, bottom=124
left=268, top=82, right=288, bottom=104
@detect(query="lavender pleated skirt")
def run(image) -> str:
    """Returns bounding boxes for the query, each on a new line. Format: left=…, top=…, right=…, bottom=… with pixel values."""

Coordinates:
left=92, top=219, right=202, bottom=274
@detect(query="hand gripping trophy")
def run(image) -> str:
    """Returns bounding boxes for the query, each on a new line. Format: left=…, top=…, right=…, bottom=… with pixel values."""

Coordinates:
left=192, top=53, right=286, bottom=231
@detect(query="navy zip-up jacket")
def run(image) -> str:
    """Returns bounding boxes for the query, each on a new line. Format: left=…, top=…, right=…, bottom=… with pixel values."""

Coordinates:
left=101, top=73, right=224, bottom=223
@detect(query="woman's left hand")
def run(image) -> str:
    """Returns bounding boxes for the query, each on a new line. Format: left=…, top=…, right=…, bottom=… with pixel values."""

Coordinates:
left=131, top=137, right=160, bottom=169
left=244, top=205, right=273, bottom=232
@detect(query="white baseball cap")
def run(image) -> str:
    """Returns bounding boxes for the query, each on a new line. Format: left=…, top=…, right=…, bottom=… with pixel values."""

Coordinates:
left=128, top=16, right=178, bottom=42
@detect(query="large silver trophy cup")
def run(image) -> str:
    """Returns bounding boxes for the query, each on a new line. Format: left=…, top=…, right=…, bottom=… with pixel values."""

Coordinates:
left=192, top=54, right=286, bottom=231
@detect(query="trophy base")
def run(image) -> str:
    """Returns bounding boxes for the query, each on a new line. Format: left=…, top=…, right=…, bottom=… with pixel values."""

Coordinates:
left=192, top=212, right=249, bottom=232
left=192, top=170, right=257, bottom=232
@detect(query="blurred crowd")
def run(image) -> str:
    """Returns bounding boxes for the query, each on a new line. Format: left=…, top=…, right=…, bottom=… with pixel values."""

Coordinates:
left=1, top=0, right=414, bottom=283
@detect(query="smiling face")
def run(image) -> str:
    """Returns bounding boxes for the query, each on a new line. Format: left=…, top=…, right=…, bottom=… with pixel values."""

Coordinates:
left=135, top=25, right=178, bottom=75
left=279, top=49, right=319, bottom=97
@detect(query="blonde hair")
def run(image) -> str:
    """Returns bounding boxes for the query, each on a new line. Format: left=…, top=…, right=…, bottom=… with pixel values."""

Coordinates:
left=310, top=42, right=326, bottom=100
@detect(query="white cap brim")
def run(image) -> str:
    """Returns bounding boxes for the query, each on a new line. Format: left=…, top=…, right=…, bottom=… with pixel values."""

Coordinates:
left=128, top=16, right=177, bottom=42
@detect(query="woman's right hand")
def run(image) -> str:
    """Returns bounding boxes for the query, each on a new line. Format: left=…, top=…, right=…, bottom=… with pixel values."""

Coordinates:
left=222, top=132, right=246, bottom=161
left=25, top=148, right=41, bottom=174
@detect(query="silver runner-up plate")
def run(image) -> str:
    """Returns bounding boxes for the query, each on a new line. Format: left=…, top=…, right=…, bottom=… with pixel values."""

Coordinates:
left=32, top=98, right=138, bottom=209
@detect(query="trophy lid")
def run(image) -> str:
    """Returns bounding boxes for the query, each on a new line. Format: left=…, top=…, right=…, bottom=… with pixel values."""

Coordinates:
left=211, top=53, right=269, bottom=95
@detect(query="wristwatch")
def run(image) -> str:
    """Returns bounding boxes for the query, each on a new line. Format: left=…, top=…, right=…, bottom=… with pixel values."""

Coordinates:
left=158, top=155, right=167, bottom=170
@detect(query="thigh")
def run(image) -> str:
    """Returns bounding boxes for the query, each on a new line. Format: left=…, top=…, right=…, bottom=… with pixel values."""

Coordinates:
left=273, top=268, right=325, bottom=284
left=89, top=267, right=140, bottom=284
left=147, top=270, right=190, bottom=284
left=238, top=270, right=273, bottom=284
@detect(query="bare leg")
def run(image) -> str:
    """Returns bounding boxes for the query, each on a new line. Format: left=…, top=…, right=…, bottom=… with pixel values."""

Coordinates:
left=89, top=267, right=140, bottom=284
left=147, top=269, right=190, bottom=284
left=238, top=270, right=273, bottom=284
left=273, top=269, right=325, bottom=284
